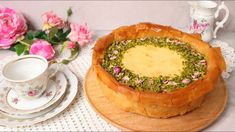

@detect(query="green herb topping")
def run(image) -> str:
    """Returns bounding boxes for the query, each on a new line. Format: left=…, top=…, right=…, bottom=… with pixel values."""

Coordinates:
left=101, top=37, right=207, bottom=93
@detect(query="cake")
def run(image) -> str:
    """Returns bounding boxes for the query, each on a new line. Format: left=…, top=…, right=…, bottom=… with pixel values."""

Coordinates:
left=92, top=23, right=226, bottom=118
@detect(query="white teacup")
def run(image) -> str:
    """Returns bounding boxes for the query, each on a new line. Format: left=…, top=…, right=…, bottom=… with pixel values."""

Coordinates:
left=2, top=55, right=57, bottom=99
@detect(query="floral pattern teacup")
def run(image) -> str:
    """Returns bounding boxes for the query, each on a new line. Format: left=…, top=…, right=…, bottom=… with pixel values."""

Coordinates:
left=2, top=55, right=57, bottom=99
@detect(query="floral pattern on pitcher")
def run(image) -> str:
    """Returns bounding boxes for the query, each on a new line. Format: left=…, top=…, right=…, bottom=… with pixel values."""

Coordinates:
left=190, top=19, right=210, bottom=34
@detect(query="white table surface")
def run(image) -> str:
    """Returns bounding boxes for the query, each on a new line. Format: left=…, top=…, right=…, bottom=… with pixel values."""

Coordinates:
left=0, top=30, right=234, bottom=131
left=206, top=31, right=235, bottom=131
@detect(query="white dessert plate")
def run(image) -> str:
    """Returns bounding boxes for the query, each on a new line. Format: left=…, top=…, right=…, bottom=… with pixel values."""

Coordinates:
left=1, top=94, right=64, bottom=119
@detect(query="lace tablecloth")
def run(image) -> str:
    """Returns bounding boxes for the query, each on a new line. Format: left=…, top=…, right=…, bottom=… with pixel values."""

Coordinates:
left=0, top=30, right=234, bottom=131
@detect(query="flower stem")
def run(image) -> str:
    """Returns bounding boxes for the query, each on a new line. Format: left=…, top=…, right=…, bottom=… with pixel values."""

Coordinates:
left=18, top=40, right=31, bottom=47
left=61, top=48, right=79, bottom=64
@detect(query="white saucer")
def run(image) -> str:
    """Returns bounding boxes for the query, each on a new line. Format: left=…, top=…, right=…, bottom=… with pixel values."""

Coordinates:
left=0, top=72, right=67, bottom=115
left=7, top=80, right=56, bottom=110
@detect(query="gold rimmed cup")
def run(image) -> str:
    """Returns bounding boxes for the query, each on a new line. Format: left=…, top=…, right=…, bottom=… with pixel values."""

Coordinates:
left=2, top=55, right=58, bottom=99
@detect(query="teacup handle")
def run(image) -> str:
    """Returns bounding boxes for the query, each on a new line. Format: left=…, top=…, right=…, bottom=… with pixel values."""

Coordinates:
left=213, top=1, right=229, bottom=38
left=48, top=60, right=59, bottom=78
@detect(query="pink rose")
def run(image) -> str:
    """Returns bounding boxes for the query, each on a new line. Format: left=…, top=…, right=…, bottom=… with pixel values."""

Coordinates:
left=68, top=23, right=92, bottom=47
left=29, top=40, right=55, bottom=60
left=67, top=41, right=76, bottom=49
left=42, top=11, right=64, bottom=30
left=28, top=90, right=37, bottom=96
left=0, top=7, right=27, bottom=49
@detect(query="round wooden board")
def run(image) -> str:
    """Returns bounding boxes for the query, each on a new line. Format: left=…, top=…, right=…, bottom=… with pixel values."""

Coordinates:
left=84, top=68, right=228, bottom=131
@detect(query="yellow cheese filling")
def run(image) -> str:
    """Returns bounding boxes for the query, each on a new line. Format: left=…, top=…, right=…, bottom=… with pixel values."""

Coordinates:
left=122, top=45, right=185, bottom=77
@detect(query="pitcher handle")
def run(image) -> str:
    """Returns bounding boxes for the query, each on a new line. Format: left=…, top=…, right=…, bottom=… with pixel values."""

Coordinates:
left=213, top=1, right=229, bottom=38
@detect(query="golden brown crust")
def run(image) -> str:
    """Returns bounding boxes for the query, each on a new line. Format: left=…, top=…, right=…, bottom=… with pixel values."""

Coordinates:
left=92, top=23, right=225, bottom=118
left=97, top=74, right=206, bottom=118
left=191, top=33, right=202, bottom=40
left=213, top=47, right=226, bottom=72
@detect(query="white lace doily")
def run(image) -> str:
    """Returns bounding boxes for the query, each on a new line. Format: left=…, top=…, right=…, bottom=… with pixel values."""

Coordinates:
left=210, top=39, right=235, bottom=79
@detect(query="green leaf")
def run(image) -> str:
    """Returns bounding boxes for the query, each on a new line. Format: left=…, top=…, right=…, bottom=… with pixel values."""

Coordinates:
left=50, top=37, right=60, bottom=45
left=34, top=30, right=43, bottom=37
left=67, top=8, right=73, bottom=17
left=22, top=39, right=33, bottom=45
left=9, top=46, right=16, bottom=51
left=61, top=59, right=70, bottom=64
left=48, top=38, right=60, bottom=45
left=24, top=50, right=29, bottom=55
left=41, top=34, right=48, bottom=40
left=34, top=30, right=48, bottom=40
left=49, top=27, right=58, bottom=40
left=61, top=28, right=71, bottom=40
left=71, top=46, right=80, bottom=56
left=25, top=31, right=34, bottom=40
left=56, top=29, right=64, bottom=37
left=60, top=45, right=79, bottom=64
left=53, top=28, right=71, bottom=43
left=14, top=44, right=26, bottom=56
left=60, top=42, right=67, bottom=53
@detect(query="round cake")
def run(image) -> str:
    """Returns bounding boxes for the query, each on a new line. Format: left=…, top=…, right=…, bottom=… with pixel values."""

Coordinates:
left=92, top=23, right=226, bottom=118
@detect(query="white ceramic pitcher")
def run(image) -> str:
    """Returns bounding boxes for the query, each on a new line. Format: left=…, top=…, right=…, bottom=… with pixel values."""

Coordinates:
left=188, top=1, right=229, bottom=42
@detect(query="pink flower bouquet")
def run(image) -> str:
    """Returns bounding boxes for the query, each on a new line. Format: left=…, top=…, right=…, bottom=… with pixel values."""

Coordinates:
left=0, top=7, right=92, bottom=64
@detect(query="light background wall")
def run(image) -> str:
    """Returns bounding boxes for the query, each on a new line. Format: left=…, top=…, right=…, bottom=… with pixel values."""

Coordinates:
left=1, top=1, right=235, bottom=32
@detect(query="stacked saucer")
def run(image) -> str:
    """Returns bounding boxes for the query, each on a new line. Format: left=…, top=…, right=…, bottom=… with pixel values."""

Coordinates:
left=0, top=66, right=78, bottom=127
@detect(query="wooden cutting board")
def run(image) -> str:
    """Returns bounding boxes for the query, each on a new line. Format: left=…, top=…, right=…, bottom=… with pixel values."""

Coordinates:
left=83, top=68, right=228, bottom=131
